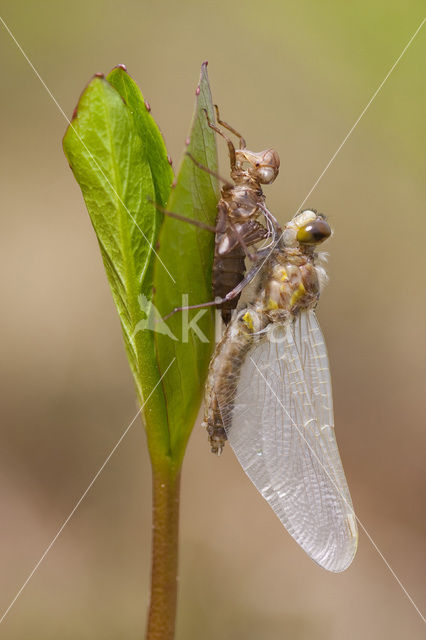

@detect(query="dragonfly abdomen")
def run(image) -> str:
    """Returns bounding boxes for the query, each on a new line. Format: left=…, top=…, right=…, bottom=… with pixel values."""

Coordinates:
left=213, top=248, right=246, bottom=324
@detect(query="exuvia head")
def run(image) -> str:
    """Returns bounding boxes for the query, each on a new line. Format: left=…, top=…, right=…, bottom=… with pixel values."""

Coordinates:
left=282, top=209, right=332, bottom=248
left=235, top=148, right=280, bottom=184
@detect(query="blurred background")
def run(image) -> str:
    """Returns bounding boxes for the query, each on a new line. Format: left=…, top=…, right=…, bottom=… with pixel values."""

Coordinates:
left=0, top=1, right=425, bottom=638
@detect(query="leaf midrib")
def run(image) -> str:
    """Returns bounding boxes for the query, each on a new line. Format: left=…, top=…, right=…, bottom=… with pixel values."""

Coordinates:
left=102, top=93, right=141, bottom=366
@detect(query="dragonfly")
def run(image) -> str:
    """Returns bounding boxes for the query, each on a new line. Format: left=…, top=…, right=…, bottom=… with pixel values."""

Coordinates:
left=162, top=106, right=281, bottom=323
left=202, top=209, right=358, bottom=572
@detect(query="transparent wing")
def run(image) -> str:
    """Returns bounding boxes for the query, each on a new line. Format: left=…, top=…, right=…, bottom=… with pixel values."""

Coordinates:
left=220, top=310, right=358, bottom=572
left=292, top=310, right=334, bottom=436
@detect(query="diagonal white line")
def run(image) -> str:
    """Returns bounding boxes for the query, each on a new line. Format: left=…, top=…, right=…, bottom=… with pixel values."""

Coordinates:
left=0, top=15, right=176, bottom=284
left=249, top=356, right=425, bottom=623
left=296, top=16, right=426, bottom=212
left=0, top=358, right=176, bottom=625
left=255, top=17, right=425, bottom=278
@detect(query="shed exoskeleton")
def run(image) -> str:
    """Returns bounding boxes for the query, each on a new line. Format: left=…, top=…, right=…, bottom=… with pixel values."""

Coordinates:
left=162, top=106, right=281, bottom=323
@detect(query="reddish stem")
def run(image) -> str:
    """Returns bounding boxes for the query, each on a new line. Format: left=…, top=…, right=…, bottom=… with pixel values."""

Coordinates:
left=146, top=463, right=181, bottom=640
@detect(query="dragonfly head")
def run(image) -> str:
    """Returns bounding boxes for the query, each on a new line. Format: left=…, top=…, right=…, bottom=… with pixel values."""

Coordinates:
left=283, top=210, right=332, bottom=248
left=235, top=148, right=280, bottom=184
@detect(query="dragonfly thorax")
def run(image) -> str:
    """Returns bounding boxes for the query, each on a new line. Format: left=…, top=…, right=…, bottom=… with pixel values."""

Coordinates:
left=258, top=258, right=321, bottom=320
left=223, top=183, right=265, bottom=219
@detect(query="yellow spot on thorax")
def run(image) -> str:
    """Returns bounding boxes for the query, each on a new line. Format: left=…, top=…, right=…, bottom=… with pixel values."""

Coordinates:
left=267, top=299, right=279, bottom=310
left=280, top=269, right=288, bottom=281
left=290, top=282, right=306, bottom=307
left=242, top=312, right=254, bottom=330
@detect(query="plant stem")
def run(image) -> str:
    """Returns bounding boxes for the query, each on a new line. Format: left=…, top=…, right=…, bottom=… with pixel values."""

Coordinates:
left=146, top=463, right=181, bottom=640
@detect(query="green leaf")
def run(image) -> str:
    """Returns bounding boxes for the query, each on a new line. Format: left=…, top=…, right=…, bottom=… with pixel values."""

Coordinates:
left=62, top=75, right=170, bottom=462
left=106, top=65, right=173, bottom=209
left=153, top=63, right=219, bottom=466
left=63, top=65, right=218, bottom=469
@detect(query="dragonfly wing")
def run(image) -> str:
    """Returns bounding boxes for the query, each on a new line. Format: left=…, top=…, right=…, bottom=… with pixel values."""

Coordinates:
left=292, top=310, right=334, bottom=435
left=223, top=311, right=358, bottom=572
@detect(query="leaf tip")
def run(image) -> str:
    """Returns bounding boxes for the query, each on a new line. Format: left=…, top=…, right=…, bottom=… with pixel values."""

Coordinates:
left=114, top=63, right=128, bottom=72
left=67, top=73, right=107, bottom=125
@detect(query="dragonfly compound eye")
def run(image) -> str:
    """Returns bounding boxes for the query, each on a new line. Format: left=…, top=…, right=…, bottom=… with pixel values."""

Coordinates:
left=297, top=218, right=331, bottom=245
left=256, top=148, right=280, bottom=184
left=257, top=165, right=278, bottom=184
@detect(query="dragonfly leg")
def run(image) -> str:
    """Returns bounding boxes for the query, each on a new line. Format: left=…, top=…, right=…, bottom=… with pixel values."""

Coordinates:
left=214, top=104, right=246, bottom=149
left=163, top=298, right=221, bottom=321
left=202, top=109, right=237, bottom=171
left=163, top=261, right=263, bottom=321
left=151, top=200, right=217, bottom=233
left=186, top=152, right=233, bottom=189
